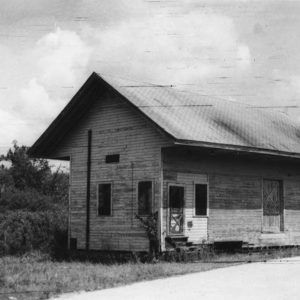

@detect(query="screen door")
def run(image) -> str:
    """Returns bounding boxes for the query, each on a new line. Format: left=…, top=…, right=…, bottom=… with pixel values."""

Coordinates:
left=169, top=185, right=184, bottom=235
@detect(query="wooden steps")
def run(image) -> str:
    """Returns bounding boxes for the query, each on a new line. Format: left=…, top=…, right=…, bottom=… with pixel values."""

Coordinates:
left=165, top=236, right=188, bottom=249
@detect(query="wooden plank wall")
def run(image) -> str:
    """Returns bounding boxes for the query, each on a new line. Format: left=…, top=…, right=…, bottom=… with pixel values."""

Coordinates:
left=284, top=180, right=300, bottom=243
left=162, top=171, right=208, bottom=243
left=208, top=174, right=262, bottom=243
left=51, top=90, right=171, bottom=251
left=162, top=147, right=300, bottom=246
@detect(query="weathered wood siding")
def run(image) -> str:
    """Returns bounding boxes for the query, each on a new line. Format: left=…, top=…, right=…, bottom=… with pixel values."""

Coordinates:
left=284, top=180, right=300, bottom=243
left=51, top=90, right=171, bottom=251
left=162, top=171, right=208, bottom=244
left=208, top=174, right=262, bottom=243
left=163, top=147, right=300, bottom=246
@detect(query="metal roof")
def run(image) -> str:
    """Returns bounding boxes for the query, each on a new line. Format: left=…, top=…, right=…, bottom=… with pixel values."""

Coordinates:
left=29, top=72, right=300, bottom=158
left=101, top=74, right=300, bottom=155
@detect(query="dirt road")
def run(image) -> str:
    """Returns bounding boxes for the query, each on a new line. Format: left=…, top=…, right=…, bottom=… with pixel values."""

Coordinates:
left=52, top=256, right=300, bottom=300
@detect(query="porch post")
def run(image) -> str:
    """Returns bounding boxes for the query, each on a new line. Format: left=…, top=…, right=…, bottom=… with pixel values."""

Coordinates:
left=86, top=129, right=92, bottom=251
left=159, top=148, right=165, bottom=251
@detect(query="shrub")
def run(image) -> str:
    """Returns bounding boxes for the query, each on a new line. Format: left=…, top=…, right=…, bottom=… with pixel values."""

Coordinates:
left=0, top=210, right=67, bottom=257
left=0, top=188, right=53, bottom=212
left=135, top=212, right=159, bottom=260
left=0, top=142, right=69, bottom=259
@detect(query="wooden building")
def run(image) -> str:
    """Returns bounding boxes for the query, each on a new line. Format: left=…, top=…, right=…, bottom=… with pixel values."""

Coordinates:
left=29, top=72, right=300, bottom=251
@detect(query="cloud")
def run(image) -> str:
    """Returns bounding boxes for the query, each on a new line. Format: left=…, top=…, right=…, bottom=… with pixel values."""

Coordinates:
left=35, top=28, right=92, bottom=89
left=0, top=110, right=26, bottom=147
left=18, top=28, right=92, bottom=122
left=289, top=75, right=300, bottom=95
left=237, top=45, right=251, bottom=68
left=0, top=28, right=92, bottom=153
left=85, top=8, right=251, bottom=85
left=270, top=70, right=300, bottom=102
left=260, top=69, right=300, bottom=120
left=0, top=2, right=253, bottom=154
left=18, top=78, right=57, bottom=122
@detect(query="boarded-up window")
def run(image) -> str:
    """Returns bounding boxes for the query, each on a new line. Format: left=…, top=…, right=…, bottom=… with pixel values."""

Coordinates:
left=98, top=183, right=111, bottom=216
left=138, top=181, right=152, bottom=215
left=195, top=184, right=208, bottom=216
left=263, top=179, right=284, bottom=232
left=263, top=180, right=282, bottom=216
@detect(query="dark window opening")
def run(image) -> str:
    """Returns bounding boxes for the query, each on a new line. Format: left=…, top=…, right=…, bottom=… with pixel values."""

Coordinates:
left=138, top=181, right=152, bottom=215
left=105, top=154, right=120, bottom=163
left=195, top=184, right=208, bottom=216
left=98, top=183, right=112, bottom=215
left=169, top=186, right=184, bottom=209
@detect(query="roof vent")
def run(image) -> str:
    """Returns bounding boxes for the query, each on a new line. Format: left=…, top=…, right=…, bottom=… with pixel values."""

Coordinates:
left=105, top=154, right=120, bottom=163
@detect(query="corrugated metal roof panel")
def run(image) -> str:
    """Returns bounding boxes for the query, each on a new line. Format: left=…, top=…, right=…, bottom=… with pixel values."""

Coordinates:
left=101, top=74, right=300, bottom=154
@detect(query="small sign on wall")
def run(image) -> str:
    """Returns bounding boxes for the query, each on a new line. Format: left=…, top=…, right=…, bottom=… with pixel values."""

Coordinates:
left=187, top=221, right=193, bottom=228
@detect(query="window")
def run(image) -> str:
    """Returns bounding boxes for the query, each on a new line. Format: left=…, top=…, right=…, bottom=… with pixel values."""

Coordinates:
left=98, top=183, right=112, bottom=216
left=105, top=154, right=120, bottom=163
left=138, top=181, right=152, bottom=215
left=195, top=184, right=208, bottom=216
left=169, top=185, right=184, bottom=209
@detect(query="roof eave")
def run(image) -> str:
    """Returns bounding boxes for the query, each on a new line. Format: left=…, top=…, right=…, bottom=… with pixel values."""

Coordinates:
left=29, top=72, right=175, bottom=159
left=28, top=72, right=101, bottom=158
left=174, top=139, right=300, bottom=159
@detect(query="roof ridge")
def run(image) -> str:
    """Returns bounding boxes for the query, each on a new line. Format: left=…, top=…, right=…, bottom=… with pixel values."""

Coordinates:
left=96, top=72, right=258, bottom=108
left=29, top=72, right=300, bottom=159
left=97, top=72, right=295, bottom=120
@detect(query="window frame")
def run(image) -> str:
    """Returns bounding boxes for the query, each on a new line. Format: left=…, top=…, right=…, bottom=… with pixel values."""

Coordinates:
left=97, top=182, right=113, bottom=217
left=137, top=180, right=154, bottom=216
left=193, top=182, right=209, bottom=217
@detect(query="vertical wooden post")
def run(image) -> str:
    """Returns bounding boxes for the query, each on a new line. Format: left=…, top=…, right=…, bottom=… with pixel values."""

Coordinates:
left=86, top=129, right=92, bottom=251
left=159, top=148, right=165, bottom=251
left=67, top=155, right=72, bottom=250
left=131, top=162, right=134, bottom=227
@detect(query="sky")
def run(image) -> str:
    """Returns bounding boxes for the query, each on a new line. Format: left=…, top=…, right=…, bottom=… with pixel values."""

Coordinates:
left=0, top=0, right=300, bottom=155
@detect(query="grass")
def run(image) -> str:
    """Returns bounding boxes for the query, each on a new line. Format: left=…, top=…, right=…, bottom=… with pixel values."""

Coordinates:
left=1, top=248, right=300, bottom=300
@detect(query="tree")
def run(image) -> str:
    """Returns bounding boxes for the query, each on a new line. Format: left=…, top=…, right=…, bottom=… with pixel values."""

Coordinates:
left=0, top=141, right=69, bottom=204
left=1, top=141, right=51, bottom=193
left=0, top=167, right=14, bottom=198
left=0, top=142, right=69, bottom=257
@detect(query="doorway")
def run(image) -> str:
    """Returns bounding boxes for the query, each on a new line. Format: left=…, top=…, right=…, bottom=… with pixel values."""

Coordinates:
left=263, top=179, right=284, bottom=232
left=169, top=185, right=184, bottom=235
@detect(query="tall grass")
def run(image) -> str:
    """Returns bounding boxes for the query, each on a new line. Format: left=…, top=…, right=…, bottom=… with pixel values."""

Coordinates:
left=1, top=248, right=300, bottom=300
left=0, top=252, right=234, bottom=300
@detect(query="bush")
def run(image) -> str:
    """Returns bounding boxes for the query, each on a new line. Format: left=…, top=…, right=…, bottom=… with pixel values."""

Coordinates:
left=135, top=212, right=159, bottom=260
left=0, top=188, right=53, bottom=212
left=0, top=210, right=67, bottom=257
left=0, top=142, right=69, bottom=259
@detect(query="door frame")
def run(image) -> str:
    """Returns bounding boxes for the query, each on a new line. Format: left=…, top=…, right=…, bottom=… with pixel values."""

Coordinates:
left=167, top=183, right=185, bottom=236
left=261, top=178, right=284, bottom=233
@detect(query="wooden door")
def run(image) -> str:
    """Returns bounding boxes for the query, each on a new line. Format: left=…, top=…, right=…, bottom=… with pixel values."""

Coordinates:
left=263, top=180, right=283, bottom=232
left=169, top=185, right=184, bottom=235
